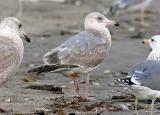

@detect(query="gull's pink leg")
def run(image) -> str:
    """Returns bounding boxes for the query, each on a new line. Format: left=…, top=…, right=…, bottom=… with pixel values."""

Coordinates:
left=85, top=74, right=90, bottom=98
left=85, top=74, right=96, bottom=100
left=65, top=73, right=80, bottom=95
left=74, top=80, right=79, bottom=95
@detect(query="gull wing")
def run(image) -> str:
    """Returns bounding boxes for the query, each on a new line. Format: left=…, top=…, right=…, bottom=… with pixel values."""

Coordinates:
left=0, top=37, right=19, bottom=73
left=43, top=31, right=109, bottom=68
left=128, top=60, right=160, bottom=90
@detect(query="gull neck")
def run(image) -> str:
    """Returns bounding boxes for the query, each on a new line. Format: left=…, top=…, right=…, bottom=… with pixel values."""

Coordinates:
left=147, top=48, right=160, bottom=61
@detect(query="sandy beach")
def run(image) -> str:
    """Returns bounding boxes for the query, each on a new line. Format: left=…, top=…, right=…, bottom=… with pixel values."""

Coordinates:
left=0, top=0, right=160, bottom=114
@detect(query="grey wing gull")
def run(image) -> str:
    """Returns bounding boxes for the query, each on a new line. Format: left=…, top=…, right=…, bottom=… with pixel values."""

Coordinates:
left=117, top=35, right=160, bottom=115
left=110, top=0, right=152, bottom=25
left=28, top=12, right=119, bottom=99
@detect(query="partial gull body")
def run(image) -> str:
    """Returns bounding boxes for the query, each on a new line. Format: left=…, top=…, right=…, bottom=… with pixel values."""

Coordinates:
left=0, top=17, right=30, bottom=86
left=110, top=0, right=152, bottom=25
left=17, top=0, right=80, bottom=17
left=110, top=0, right=152, bottom=12
left=28, top=12, right=119, bottom=99
left=117, top=35, right=160, bottom=115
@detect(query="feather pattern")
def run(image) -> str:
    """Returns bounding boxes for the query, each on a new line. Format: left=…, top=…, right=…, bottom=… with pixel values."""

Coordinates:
left=44, top=31, right=109, bottom=69
left=0, top=37, right=20, bottom=85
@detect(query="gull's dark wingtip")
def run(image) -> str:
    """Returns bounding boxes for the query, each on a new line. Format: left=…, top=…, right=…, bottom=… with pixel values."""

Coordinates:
left=28, top=65, right=53, bottom=74
left=115, top=78, right=135, bottom=86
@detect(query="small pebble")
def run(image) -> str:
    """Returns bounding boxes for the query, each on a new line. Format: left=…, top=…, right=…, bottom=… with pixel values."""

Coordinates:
left=92, top=82, right=100, bottom=86
left=35, top=108, right=50, bottom=112
left=5, top=98, right=11, bottom=102
left=103, top=69, right=111, bottom=74
left=35, top=81, right=40, bottom=84
left=24, top=98, right=30, bottom=101
left=119, top=104, right=129, bottom=111
left=128, top=27, right=135, bottom=32
left=28, top=64, right=35, bottom=68
left=61, top=85, right=66, bottom=88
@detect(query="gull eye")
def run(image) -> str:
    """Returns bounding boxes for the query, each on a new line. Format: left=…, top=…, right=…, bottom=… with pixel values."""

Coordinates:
left=151, top=39, right=154, bottom=42
left=19, top=24, right=22, bottom=28
left=97, top=17, right=103, bottom=21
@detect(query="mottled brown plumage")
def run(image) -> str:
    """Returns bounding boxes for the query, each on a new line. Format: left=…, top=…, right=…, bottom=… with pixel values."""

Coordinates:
left=0, top=17, right=30, bottom=86
left=28, top=12, right=119, bottom=98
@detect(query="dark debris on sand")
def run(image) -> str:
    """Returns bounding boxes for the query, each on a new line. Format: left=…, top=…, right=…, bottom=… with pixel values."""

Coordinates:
left=47, top=96, right=123, bottom=114
left=25, top=84, right=64, bottom=94
left=3, top=95, right=159, bottom=114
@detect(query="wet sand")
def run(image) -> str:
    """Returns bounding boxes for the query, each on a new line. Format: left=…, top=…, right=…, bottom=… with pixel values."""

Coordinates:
left=0, top=0, right=160, bottom=114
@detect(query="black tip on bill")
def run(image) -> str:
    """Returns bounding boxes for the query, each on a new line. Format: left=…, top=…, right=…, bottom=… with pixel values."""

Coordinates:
left=26, top=37, right=31, bottom=43
left=24, top=34, right=31, bottom=43
left=114, top=22, right=120, bottom=26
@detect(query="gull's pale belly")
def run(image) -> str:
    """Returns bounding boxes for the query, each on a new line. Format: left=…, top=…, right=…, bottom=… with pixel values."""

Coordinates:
left=0, top=40, right=23, bottom=86
left=0, top=64, right=18, bottom=86
left=131, top=85, right=160, bottom=99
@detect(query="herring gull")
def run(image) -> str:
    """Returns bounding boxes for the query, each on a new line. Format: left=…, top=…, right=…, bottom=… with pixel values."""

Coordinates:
left=110, top=0, right=152, bottom=25
left=0, top=17, right=30, bottom=86
left=117, top=35, right=160, bottom=115
left=28, top=12, right=119, bottom=99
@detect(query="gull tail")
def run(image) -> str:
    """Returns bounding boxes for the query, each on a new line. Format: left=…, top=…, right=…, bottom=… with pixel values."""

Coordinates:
left=28, top=65, right=57, bottom=74
left=28, top=64, right=78, bottom=74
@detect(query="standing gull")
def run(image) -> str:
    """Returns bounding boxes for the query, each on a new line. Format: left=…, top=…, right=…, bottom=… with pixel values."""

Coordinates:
left=117, top=35, right=160, bottom=115
left=0, top=17, right=30, bottom=86
left=110, top=0, right=152, bottom=25
left=28, top=12, right=119, bottom=99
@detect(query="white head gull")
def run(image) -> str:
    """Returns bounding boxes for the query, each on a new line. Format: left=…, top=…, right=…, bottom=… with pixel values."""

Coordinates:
left=117, top=35, right=160, bottom=115
left=28, top=12, right=119, bottom=99
left=142, top=35, right=160, bottom=60
left=0, top=17, right=30, bottom=85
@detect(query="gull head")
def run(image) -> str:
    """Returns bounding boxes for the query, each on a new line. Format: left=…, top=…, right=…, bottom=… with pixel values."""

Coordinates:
left=0, top=17, right=30, bottom=43
left=142, top=35, right=160, bottom=50
left=84, top=12, right=119, bottom=30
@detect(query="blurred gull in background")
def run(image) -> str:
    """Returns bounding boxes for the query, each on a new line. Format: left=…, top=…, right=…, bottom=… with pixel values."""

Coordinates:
left=17, top=0, right=83, bottom=17
left=117, top=35, right=160, bottom=115
left=109, top=0, right=152, bottom=26
left=28, top=12, right=119, bottom=99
